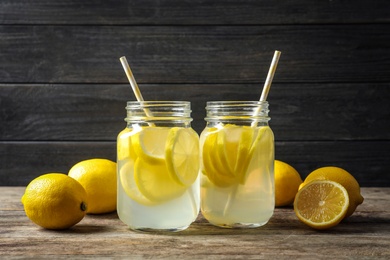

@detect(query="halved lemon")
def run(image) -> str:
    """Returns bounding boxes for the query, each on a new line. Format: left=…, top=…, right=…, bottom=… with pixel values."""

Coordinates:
left=165, top=127, right=200, bottom=186
left=294, top=180, right=349, bottom=230
left=134, top=158, right=187, bottom=203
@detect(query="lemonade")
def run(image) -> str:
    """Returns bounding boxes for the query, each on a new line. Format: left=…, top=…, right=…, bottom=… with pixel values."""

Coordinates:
left=200, top=101, right=275, bottom=228
left=117, top=101, right=200, bottom=231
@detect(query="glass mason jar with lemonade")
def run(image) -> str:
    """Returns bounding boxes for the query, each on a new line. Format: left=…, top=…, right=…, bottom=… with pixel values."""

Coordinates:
left=117, top=101, right=200, bottom=232
left=200, top=101, right=275, bottom=228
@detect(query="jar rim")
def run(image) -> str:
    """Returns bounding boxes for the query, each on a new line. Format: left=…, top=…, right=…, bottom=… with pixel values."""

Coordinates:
left=206, top=101, right=268, bottom=106
left=127, top=101, right=191, bottom=106
left=205, top=100, right=270, bottom=123
left=125, top=101, right=192, bottom=124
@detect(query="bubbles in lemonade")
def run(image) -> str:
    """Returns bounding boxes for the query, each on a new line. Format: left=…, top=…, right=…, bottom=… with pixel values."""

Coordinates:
left=200, top=124, right=274, bottom=228
left=117, top=126, right=200, bottom=231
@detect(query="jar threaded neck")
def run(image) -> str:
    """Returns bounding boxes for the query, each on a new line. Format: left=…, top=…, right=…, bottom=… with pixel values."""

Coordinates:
left=125, top=101, right=193, bottom=125
left=205, top=101, right=270, bottom=124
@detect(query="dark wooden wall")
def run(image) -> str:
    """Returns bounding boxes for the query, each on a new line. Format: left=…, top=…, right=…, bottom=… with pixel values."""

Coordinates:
left=1, top=0, right=389, bottom=186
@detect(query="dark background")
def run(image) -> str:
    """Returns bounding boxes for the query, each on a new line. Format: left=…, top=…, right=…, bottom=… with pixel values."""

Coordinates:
left=0, top=0, right=389, bottom=186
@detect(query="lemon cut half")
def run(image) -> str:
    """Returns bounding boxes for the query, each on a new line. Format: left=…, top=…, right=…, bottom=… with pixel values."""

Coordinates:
left=294, top=180, right=349, bottom=230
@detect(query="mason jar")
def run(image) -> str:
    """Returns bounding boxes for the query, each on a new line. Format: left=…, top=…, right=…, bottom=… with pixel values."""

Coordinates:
left=200, top=101, right=274, bottom=228
left=117, top=101, right=200, bottom=232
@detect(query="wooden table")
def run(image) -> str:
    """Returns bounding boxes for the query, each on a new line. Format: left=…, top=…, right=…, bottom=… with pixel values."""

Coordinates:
left=1, top=187, right=389, bottom=259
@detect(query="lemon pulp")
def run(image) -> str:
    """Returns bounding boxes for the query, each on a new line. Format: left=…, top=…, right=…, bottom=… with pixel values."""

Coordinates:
left=294, top=180, right=350, bottom=230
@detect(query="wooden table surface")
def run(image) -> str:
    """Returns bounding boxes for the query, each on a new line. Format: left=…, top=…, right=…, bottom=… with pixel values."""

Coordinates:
left=1, top=187, right=389, bottom=259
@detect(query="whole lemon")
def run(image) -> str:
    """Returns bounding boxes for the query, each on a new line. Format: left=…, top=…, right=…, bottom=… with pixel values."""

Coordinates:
left=299, top=166, right=364, bottom=218
left=21, top=173, right=88, bottom=230
left=274, top=160, right=303, bottom=207
left=69, top=158, right=117, bottom=214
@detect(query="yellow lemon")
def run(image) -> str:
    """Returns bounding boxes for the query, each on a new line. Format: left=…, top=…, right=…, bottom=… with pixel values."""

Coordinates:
left=274, top=160, right=303, bottom=207
left=300, top=166, right=364, bottom=218
left=294, top=180, right=349, bottom=230
left=21, top=173, right=88, bottom=230
left=69, top=158, right=117, bottom=214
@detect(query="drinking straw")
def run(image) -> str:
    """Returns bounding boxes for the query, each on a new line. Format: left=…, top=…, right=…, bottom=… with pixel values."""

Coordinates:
left=250, top=50, right=281, bottom=127
left=119, top=56, right=198, bottom=217
left=259, top=50, right=281, bottom=102
left=120, top=56, right=155, bottom=121
left=120, top=56, right=145, bottom=102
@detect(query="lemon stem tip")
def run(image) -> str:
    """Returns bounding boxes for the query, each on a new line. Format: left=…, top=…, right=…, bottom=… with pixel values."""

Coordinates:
left=80, top=202, right=87, bottom=212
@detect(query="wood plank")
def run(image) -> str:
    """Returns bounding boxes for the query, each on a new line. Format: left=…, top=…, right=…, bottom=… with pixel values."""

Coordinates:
left=1, top=25, right=389, bottom=83
left=0, top=141, right=116, bottom=186
left=0, top=0, right=389, bottom=25
left=0, top=141, right=388, bottom=187
left=1, top=187, right=389, bottom=259
left=1, top=83, right=389, bottom=141
left=275, top=141, right=390, bottom=187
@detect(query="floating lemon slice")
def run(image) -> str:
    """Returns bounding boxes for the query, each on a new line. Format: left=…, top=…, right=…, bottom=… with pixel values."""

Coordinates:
left=214, top=124, right=241, bottom=176
left=232, top=126, right=255, bottom=178
left=134, top=158, right=187, bottom=203
left=165, top=127, right=200, bottom=186
left=294, top=180, right=349, bottom=230
left=131, top=127, right=170, bottom=164
left=117, top=128, right=138, bottom=161
left=119, top=160, right=156, bottom=206
left=202, top=128, right=237, bottom=187
left=237, top=126, right=272, bottom=184
left=202, top=134, right=236, bottom=187
left=203, top=126, right=274, bottom=187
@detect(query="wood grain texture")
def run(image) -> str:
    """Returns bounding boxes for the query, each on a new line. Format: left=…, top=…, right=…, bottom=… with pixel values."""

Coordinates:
left=1, top=141, right=388, bottom=187
left=0, top=0, right=389, bottom=25
left=0, top=1, right=389, bottom=188
left=0, top=25, right=389, bottom=83
left=1, top=187, right=389, bottom=258
left=1, top=83, right=389, bottom=141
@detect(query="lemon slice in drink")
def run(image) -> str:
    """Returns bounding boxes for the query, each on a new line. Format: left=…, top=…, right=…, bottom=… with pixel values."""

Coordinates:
left=210, top=125, right=258, bottom=185
left=215, top=124, right=242, bottom=176
left=294, top=180, right=349, bottom=230
left=207, top=131, right=230, bottom=176
left=117, top=128, right=138, bottom=161
left=118, top=128, right=155, bottom=205
left=237, top=126, right=273, bottom=184
left=232, top=126, right=255, bottom=175
left=165, top=127, right=200, bottom=186
left=131, top=127, right=170, bottom=163
left=202, top=129, right=237, bottom=187
left=134, top=158, right=187, bottom=203
left=215, top=125, right=258, bottom=179
left=119, top=160, right=156, bottom=206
